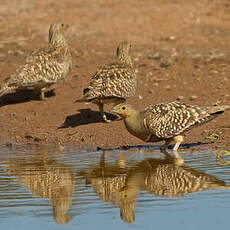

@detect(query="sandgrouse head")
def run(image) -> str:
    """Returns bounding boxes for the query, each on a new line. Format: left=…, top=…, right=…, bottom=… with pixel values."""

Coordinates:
left=111, top=103, right=134, bottom=119
left=49, top=21, right=69, bottom=45
left=117, top=42, right=133, bottom=67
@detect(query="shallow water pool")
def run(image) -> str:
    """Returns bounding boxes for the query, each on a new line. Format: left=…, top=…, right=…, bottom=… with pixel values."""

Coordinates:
left=0, top=144, right=230, bottom=230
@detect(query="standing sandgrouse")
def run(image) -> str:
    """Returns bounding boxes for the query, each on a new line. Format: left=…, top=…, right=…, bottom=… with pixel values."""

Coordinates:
left=111, top=101, right=230, bottom=165
left=0, top=21, right=72, bottom=100
left=76, top=42, right=137, bottom=123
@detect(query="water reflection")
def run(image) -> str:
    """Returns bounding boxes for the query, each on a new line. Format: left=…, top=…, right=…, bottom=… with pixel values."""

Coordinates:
left=1, top=147, right=230, bottom=226
left=5, top=152, right=74, bottom=224
left=82, top=151, right=230, bottom=223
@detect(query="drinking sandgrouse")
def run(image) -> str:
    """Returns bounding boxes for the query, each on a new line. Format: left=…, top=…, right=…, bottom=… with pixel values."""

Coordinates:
left=111, top=101, right=230, bottom=165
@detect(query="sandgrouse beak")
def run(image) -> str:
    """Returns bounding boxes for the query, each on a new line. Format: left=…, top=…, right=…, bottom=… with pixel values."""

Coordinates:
left=110, top=106, right=121, bottom=114
left=110, top=108, right=116, bottom=113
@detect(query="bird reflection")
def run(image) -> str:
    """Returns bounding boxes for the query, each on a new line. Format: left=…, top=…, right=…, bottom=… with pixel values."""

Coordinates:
left=83, top=152, right=128, bottom=203
left=5, top=152, right=74, bottom=225
left=82, top=151, right=229, bottom=223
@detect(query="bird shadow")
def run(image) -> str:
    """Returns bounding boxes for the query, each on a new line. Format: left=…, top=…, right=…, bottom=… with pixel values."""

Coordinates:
left=58, top=108, right=118, bottom=128
left=96, top=141, right=212, bottom=151
left=0, top=89, right=55, bottom=107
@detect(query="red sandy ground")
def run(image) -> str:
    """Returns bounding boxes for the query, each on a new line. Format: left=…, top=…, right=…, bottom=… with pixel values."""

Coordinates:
left=0, top=0, right=229, bottom=149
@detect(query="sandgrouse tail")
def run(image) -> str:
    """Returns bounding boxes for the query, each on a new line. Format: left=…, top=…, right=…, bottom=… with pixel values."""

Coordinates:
left=111, top=101, right=230, bottom=165
left=76, top=42, right=137, bottom=123
left=0, top=21, right=72, bottom=100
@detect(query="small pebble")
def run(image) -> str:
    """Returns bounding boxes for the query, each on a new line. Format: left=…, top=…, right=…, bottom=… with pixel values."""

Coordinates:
left=171, top=51, right=178, bottom=58
left=139, top=95, right=143, bottom=100
left=147, top=52, right=162, bottom=60
left=8, top=50, right=13, bottom=55
left=75, top=64, right=83, bottom=68
left=191, top=53, right=202, bottom=60
left=210, top=70, right=219, bottom=74
left=148, top=89, right=154, bottom=94
left=146, top=72, right=153, bottom=77
left=14, top=50, right=24, bottom=56
left=164, top=84, right=171, bottom=90
left=176, top=95, right=184, bottom=101
left=169, top=36, right=176, bottom=41
left=206, top=53, right=226, bottom=62
left=189, top=95, right=198, bottom=101
left=159, top=62, right=170, bottom=68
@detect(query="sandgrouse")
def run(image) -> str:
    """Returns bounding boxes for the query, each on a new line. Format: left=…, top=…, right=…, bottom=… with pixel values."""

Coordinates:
left=76, top=42, right=137, bottom=123
left=111, top=101, right=230, bottom=165
left=0, top=21, right=72, bottom=100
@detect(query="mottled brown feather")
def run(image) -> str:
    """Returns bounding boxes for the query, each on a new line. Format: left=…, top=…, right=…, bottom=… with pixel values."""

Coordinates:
left=143, top=101, right=230, bottom=139
left=0, top=21, right=72, bottom=97
left=78, top=42, right=136, bottom=102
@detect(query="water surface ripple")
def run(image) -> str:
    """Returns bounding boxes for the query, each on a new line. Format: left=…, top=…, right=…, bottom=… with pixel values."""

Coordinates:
left=0, top=145, right=230, bottom=230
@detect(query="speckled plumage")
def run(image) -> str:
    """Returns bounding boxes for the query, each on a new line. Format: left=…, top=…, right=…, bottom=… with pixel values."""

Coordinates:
left=76, top=42, right=137, bottom=122
left=143, top=101, right=230, bottom=140
left=111, top=101, right=230, bottom=164
left=0, top=22, right=72, bottom=100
